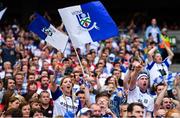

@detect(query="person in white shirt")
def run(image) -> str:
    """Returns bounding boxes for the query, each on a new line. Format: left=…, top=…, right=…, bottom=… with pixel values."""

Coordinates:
left=50, top=76, right=81, bottom=117
left=147, top=42, right=174, bottom=87
left=127, top=62, right=154, bottom=117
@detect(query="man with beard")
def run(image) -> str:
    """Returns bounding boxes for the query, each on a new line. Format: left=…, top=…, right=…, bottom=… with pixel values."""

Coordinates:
left=1, top=78, right=16, bottom=107
left=37, top=76, right=52, bottom=98
left=127, top=62, right=154, bottom=117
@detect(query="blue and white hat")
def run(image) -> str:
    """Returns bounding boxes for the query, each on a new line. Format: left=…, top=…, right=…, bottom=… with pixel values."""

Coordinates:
left=108, top=53, right=115, bottom=63
left=77, top=108, right=91, bottom=117
left=137, top=72, right=149, bottom=80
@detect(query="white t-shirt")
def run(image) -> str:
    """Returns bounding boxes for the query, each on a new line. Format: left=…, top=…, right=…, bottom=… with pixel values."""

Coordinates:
left=147, top=57, right=171, bottom=87
left=127, top=86, right=154, bottom=112
left=0, top=71, right=5, bottom=79
left=151, top=27, right=159, bottom=43
left=53, top=95, right=79, bottom=117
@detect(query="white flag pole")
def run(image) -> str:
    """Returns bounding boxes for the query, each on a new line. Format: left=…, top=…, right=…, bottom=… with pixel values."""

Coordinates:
left=72, top=45, right=85, bottom=76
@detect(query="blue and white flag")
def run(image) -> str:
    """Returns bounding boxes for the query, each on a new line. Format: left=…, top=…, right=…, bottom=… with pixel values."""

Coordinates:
left=58, top=1, right=119, bottom=47
left=153, top=72, right=179, bottom=90
left=166, top=72, right=179, bottom=90
left=28, top=13, right=68, bottom=52
left=0, top=7, right=7, bottom=20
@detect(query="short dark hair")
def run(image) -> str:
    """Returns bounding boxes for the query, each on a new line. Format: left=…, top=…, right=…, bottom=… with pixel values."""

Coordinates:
left=30, top=109, right=43, bottom=117
left=62, top=57, right=69, bottom=63
left=27, top=80, right=37, bottom=89
left=90, top=49, right=96, bottom=54
left=64, top=67, right=73, bottom=76
left=40, top=76, right=49, bottom=82
left=112, top=68, right=121, bottom=74
left=28, top=73, right=35, bottom=77
left=155, top=82, right=165, bottom=91
left=95, top=91, right=110, bottom=102
left=127, top=102, right=144, bottom=113
left=76, top=90, right=85, bottom=96
left=40, top=70, right=48, bottom=76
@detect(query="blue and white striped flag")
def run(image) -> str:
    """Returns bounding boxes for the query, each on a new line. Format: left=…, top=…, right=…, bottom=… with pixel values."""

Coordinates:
left=0, top=7, right=7, bottom=20
left=153, top=76, right=164, bottom=86
left=28, top=13, right=68, bottom=52
left=153, top=72, right=179, bottom=90
left=58, top=1, right=119, bottom=47
left=166, top=72, right=179, bottom=90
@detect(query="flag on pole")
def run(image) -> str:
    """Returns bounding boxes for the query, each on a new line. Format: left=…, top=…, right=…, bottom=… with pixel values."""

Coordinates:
left=0, top=7, right=7, bottom=20
left=58, top=1, right=119, bottom=47
left=28, top=13, right=68, bottom=52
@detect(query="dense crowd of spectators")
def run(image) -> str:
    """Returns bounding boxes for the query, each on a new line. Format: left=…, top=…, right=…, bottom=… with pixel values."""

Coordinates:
left=0, top=14, right=180, bottom=118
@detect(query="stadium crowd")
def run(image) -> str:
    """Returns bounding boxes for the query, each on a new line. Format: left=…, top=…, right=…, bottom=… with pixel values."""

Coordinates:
left=0, top=12, right=180, bottom=118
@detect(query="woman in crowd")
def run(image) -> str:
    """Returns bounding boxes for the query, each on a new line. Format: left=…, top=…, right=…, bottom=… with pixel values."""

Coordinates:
left=20, top=102, right=31, bottom=118
left=23, top=80, right=38, bottom=101
left=5, top=96, right=21, bottom=111
left=50, top=76, right=81, bottom=117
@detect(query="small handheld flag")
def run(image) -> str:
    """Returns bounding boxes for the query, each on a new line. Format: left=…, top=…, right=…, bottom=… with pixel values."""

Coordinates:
left=28, top=13, right=68, bottom=52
